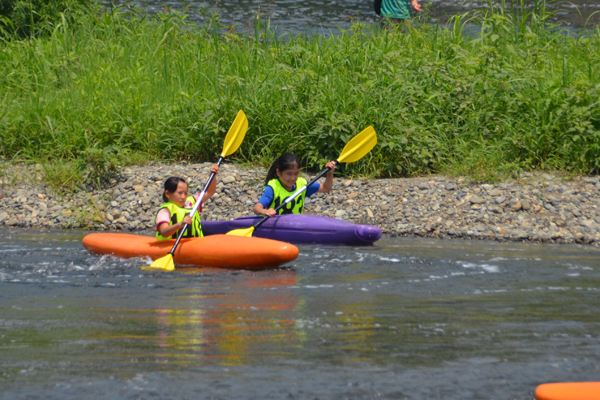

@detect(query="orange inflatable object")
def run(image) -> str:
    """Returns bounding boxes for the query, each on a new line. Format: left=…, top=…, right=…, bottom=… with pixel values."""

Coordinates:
left=536, top=382, right=600, bottom=400
left=82, top=233, right=299, bottom=270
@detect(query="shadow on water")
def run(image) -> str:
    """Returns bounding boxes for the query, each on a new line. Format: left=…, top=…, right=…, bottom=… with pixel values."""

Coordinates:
left=1, top=228, right=600, bottom=398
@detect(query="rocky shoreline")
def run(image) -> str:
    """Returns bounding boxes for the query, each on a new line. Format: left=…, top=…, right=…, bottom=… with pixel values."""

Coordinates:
left=1, top=162, right=600, bottom=246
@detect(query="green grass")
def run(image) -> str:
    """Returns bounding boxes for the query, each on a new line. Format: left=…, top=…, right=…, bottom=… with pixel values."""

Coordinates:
left=0, top=0, right=599, bottom=188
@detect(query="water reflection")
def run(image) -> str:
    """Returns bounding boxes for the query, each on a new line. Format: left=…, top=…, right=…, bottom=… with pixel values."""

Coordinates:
left=152, top=269, right=300, bottom=365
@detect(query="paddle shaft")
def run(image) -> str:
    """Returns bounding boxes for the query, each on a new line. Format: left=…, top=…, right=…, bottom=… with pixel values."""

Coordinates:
left=167, top=156, right=224, bottom=255
left=252, top=161, right=339, bottom=231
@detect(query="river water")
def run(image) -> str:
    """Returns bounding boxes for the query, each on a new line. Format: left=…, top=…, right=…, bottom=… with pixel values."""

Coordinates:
left=1, top=228, right=599, bottom=399
left=99, top=0, right=600, bottom=31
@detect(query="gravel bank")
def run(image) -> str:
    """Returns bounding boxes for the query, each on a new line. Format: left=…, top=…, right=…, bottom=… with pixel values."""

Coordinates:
left=1, top=162, right=600, bottom=245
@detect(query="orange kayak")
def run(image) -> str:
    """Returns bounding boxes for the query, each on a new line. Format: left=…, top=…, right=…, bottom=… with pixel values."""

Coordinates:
left=82, top=233, right=299, bottom=270
left=536, top=382, right=600, bottom=400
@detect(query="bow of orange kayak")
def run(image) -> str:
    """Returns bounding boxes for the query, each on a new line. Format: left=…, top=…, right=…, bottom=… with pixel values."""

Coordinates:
left=82, top=233, right=299, bottom=270
left=536, top=382, right=600, bottom=400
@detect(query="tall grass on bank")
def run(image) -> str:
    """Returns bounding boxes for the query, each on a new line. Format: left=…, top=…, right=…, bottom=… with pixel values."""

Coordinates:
left=1, top=0, right=599, bottom=187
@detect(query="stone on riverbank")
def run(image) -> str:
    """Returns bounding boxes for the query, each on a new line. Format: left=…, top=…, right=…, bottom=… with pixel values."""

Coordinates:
left=1, top=162, right=599, bottom=246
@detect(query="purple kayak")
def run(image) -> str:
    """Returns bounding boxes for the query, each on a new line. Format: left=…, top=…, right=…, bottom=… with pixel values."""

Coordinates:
left=202, top=214, right=382, bottom=245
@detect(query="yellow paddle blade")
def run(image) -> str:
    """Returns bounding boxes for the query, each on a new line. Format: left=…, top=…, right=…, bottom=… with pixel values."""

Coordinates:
left=142, top=254, right=175, bottom=272
left=221, top=110, right=248, bottom=158
left=337, top=126, right=377, bottom=164
left=225, top=226, right=255, bottom=237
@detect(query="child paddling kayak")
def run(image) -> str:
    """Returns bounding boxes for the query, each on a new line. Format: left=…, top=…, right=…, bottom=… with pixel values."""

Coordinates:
left=253, top=153, right=336, bottom=217
left=156, top=164, right=219, bottom=240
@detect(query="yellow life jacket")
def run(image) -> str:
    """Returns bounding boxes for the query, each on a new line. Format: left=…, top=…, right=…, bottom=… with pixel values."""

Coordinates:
left=267, top=177, right=308, bottom=215
left=155, top=196, right=203, bottom=240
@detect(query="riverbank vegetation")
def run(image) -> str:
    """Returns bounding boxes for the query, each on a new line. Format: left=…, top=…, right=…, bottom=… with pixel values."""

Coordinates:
left=1, top=0, right=599, bottom=192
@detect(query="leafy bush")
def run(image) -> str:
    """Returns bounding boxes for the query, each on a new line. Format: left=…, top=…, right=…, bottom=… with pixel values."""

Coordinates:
left=0, top=0, right=90, bottom=37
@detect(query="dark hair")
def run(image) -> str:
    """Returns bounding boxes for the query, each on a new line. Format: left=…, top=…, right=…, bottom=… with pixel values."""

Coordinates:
left=163, top=177, right=187, bottom=202
left=265, top=153, right=300, bottom=185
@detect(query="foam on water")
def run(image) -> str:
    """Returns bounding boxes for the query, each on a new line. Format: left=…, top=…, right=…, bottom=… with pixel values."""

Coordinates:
left=457, top=261, right=500, bottom=273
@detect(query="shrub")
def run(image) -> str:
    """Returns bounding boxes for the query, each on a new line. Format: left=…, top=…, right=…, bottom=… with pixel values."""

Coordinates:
left=0, top=0, right=90, bottom=38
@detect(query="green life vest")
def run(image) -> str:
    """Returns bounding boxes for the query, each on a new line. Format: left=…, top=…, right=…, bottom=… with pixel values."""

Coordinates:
left=155, top=196, right=203, bottom=241
left=267, top=177, right=308, bottom=215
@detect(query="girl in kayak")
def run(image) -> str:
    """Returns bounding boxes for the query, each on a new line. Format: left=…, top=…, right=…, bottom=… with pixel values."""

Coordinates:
left=156, top=164, right=219, bottom=240
left=254, top=153, right=336, bottom=217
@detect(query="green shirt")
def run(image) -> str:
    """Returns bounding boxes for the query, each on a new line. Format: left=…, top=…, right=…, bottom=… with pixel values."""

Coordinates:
left=380, top=0, right=411, bottom=19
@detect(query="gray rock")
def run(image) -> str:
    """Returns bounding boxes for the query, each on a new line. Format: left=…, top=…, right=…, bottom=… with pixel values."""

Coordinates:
left=469, top=195, right=485, bottom=204
left=334, top=210, right=346, bottom=218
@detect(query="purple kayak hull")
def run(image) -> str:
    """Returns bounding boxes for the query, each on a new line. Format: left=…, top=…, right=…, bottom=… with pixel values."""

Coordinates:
left=202, top=214, right=382, bottom=245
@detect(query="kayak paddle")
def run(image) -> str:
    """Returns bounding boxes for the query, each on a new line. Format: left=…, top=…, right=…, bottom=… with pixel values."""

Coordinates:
left=144, top=110, right=248, bottom=271
left=226, top=126, right=377, bottom=238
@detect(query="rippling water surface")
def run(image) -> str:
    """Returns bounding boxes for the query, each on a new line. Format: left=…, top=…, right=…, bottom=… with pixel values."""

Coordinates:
left=98, top=0, right=600, bottom=31
left=1, top=228, right=600, bottom=399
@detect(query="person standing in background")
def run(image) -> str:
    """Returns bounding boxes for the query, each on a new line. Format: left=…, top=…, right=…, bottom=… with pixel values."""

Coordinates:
left=376, top=0, right=422, bottom=27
